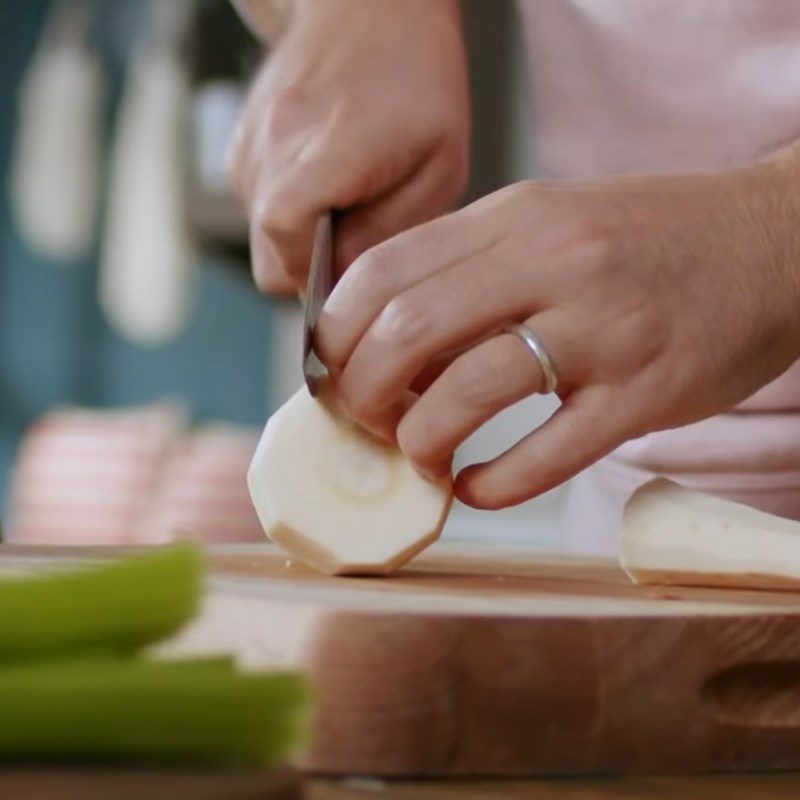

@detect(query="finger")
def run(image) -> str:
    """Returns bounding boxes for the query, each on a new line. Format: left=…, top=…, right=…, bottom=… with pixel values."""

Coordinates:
left=252, top=149, right=352, bottom=287
left=333, top=252, right=547, bottom=420
left=226, top=66, right=274, bottom=203
left=396, top=332, right=547, bottom=478
left=316, top=206, right=495, bottom=370
left=408, top=351, right=465, bottom=394
left=454, top=386, right=628, bottom=510
left=253, top=131, right=442, bottom=288
left=245, top=149, right=347, bottom=294
left=406, top=329, right=504, bottom=394
left=347, top=390, right=419, bottom=447
left=249, top=214, right=294, bottom=294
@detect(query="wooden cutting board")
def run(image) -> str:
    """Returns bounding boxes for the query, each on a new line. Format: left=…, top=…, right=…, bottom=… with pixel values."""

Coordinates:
left=7, top=542, right=800, bottom=778
left=0, top=767, right=300, bottom=800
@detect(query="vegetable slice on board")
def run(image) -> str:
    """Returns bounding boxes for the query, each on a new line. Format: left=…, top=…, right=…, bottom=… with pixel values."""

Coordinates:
left=248, top=386, right=453, bottom=575
left=622, top=478, right=800, bottom=590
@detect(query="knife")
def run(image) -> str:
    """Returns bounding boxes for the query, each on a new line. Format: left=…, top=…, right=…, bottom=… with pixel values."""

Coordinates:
left=302, top=212, right=334, bottom=397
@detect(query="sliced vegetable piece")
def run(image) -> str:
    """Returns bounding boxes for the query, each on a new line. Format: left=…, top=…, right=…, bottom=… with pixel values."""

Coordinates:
left=0, top=543, right=201, bottom=660
left=0, top=657, right=307, bottom=766
left=621, top=478, right=800, bottom=589
left=248, top=385, right=453, bottom=575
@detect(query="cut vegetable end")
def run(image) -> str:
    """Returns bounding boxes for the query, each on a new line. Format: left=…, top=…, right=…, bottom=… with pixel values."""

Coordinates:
left=268, top=513, right=448, bottom=577
left=621, top=478, right=800, bottom=591
left=0, top=657, right=308, bottom=766
left=249, top=386, right=453, bottom=576
left=0, top=542, right=203, bottom=660
left=625, top=568, right=800, bottom=591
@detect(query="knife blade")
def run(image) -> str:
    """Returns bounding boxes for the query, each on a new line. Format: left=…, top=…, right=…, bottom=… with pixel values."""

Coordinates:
left=302, top=212, right=334, bottom=397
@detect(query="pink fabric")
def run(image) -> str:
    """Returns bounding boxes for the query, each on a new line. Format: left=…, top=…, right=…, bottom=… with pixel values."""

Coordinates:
left=519, top=0, right=800, bottom=553
left=9, top=405, right=264, bottom=545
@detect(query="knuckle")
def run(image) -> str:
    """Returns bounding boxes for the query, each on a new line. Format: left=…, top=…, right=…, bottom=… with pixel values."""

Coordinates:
left=255, top=183, right=300, bottom=238
left=372, top=293, right=432, bottom=349
left=255, top=189, right=285, bottom=233
left=447, top=343, right=509, bottom=410
left=338, top=386, right=377, bottom=424
left=579, top=224, right=619, bottom=277
left=343, top=243, right=400, bottom=306
left=250, top=242, right=293, bottom=294
left=397, top=413, right=433, bottom=465
left=253, top=266, right=293, bottom=295
left=396, top=423, right=423, bottom=462
left=261, top=84, right=309, bottom=143
left=548, top=216, right=620, bottom=288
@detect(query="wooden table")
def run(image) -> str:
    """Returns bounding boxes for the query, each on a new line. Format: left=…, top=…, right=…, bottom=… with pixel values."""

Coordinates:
left=9, top=544, right=800, bottom=793
left=5, top=771, right=800, bottom=799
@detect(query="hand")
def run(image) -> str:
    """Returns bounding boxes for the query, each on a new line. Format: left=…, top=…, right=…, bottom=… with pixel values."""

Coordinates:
left=228, top=0, right=469, bottom=294
left=315, top=156, right=800, bottom=508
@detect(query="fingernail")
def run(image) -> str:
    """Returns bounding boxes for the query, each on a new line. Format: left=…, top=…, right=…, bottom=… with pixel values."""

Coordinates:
left=453, top=469, right=482, bottom=507
left=416, top=461, right=451, bottom=483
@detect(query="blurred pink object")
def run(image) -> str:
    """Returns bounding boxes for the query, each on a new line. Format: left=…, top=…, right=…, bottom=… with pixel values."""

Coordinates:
left=138, top=424, right=264, bottom=543
left=9, top=405, right=264, bottom=545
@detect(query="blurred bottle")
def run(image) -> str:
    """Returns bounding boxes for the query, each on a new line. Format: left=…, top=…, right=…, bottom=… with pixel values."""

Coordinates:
left=99, top=0, right=196, bottom=346
left=10, top=0, right=106, bottom=263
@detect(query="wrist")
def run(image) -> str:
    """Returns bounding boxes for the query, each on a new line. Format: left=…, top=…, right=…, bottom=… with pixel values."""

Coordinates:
left=741, top=145, right=800, bottom=343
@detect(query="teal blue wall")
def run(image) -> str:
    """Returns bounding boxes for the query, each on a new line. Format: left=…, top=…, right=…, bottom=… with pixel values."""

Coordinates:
left=0, top=1, right=273, bottom=517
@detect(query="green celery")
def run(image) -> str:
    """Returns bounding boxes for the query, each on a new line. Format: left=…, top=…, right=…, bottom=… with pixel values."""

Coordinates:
left=0, top=657, right=308, bottom=766
left=0, top=543, right=202, bottom=660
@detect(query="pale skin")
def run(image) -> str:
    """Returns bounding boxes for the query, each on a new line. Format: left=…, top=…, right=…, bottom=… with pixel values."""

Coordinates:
left=230, top=0, right=800, bottom=510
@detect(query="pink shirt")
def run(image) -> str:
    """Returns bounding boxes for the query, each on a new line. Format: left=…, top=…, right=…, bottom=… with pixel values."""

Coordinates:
left=519, top=0, right=800, bottom=554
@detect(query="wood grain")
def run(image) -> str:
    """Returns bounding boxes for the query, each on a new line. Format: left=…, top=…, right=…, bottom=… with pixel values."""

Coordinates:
left=0, top=767, right=299, bottom=800
left=309, top=774, right=800, bottom=800
left=8, top=542, right=800, bottom=777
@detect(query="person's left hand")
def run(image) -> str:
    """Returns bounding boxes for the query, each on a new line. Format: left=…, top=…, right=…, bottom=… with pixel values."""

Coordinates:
left=315, top=159, right=800, bottom=509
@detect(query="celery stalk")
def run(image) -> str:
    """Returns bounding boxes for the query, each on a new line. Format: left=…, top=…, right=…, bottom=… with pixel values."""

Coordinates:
left=0, top=544, right=202, bottom=660
left=0, top=657, right=307, bottom=766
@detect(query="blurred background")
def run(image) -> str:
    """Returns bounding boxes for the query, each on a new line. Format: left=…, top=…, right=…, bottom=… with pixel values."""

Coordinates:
left=0, top=0, right=563, bottom=547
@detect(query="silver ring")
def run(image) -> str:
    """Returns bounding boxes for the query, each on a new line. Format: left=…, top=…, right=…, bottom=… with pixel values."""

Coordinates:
left=506, top=324, right=559, bottom=394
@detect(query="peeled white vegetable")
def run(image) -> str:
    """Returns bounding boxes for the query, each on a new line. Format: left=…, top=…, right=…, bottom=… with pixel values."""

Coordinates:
left=248, top=386, right=453, bottom=575
left=621, top=478, right=800, bottom=590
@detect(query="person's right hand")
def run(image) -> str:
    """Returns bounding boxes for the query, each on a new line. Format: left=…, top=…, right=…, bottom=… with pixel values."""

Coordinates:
left=228, top=0, right=470, bottom=294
